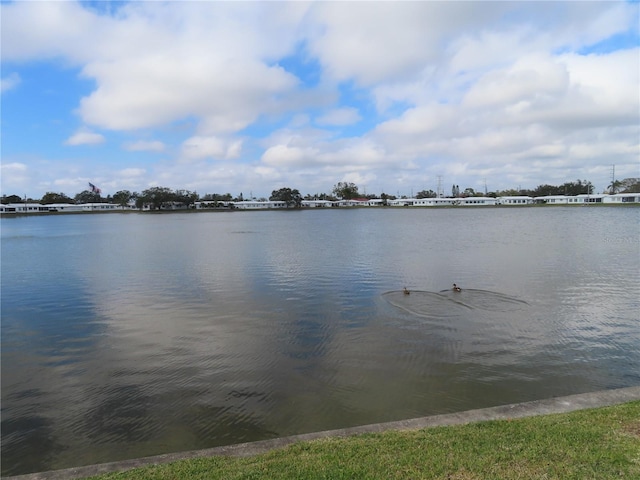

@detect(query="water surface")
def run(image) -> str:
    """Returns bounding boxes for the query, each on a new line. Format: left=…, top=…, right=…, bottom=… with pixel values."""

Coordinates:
left=2, top=207, right=639, bottom=475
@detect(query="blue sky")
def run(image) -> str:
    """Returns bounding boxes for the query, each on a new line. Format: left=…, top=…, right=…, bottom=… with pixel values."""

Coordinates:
left=1, top=1, right=639, bottom=200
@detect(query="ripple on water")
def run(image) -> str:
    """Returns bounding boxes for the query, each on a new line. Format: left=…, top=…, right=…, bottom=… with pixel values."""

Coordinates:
left=382, top=288, right=529, bottom=319
left=382, top=291, right=470, bottom=321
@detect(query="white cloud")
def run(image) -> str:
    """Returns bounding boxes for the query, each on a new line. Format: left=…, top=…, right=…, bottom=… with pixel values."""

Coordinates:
left=315, top=107, right=361, bottom=126
left=463, top=53, right=569, bottom=110
left=0, top=162, right=29, bottom=194
left=181, top=136, right=243, bottom=162
left=262, top=136, right=390, bottom=173
left=306, top=2, right=502, bottom=86
left=0, top=162, right=27, bottom=173
left=64, top=129, right=105, bottom=146
left=3, top=1, right=308, bottom=135
left=79, top=56, right=299, bottom=133
left=0, top=1, right=102, bottom=63
left=262, top=144, right=318, bottom=168
left=1, top=72, right=21, bottom=93
left=97, top=168, right=147, bottom=193
left=53, top=177, right=86, bottom=190
left=123, top=140, right=165, bottom=153
left=118, top=168, right=146, bottom=178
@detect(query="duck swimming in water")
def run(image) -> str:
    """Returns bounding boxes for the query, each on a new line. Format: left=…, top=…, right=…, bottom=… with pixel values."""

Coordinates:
left=403, top=287, right=411, bottom=295
left=452, top=283, right=462, bottom=292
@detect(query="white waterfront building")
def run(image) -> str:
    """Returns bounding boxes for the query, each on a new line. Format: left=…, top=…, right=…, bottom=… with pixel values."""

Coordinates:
left=394, top=198, right=453, bottom=206
left=0, top=202, right=55, bottom=214
left=603, top=193, right=640, bottom=204
left=301, top=200, right=333, bottom=208
left=390, top=197, right=498, bottom=206
left=537, top=194, right=608, bottom=205
left=232, top=200, right=288, bottom=209
left=460, top=197, right=498, bottom=206
left=0, top=202, right=128, bottom=214
left=496, top=196, right=534, bottom=205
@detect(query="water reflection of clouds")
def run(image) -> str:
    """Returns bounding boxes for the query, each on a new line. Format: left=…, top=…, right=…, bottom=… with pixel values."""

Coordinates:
left=1, top=224, right=118, bottom=474
left=2, top=215, right=281, bottom=472
left=41, top=284, right=283, bottom=465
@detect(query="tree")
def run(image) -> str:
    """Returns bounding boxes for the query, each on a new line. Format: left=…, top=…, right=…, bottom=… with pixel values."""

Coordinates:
left=462, top=187, right=475, bottom=197
left=202, top=193, right=232, bottom=202
left=112, top=190, right=133, bottom=207
left=531, top=184, right=563, bottom=197
left=380, top=192, right=397, bottom=205
left=496, top=189, right=522, bottom=197
left=332, top=182, right=359, bottom=200
left=309, top=192, right=335, bottom=201
left=1, top=194, right=23, bottom=204
left=41, top=192, right=74, bottom=204
left=270, top=187, right=302, bottom=208
left=609, top=178, right=640, bottom=194
left=607, top=180, right=622, bottom=194
left=416, top=190, right=436, bottom=199
left=174, top=189, right=199, bottom=208
left=74, top=190, right=103, bottom=204
left=620, top=178, right=640, bottom=193
left=560, top=179, right=593, bottom=196
left=141, top=186, right=175, bottom=210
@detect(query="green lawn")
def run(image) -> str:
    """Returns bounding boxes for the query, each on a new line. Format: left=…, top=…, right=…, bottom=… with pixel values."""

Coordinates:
left=90, top=401, right=640, bottom=480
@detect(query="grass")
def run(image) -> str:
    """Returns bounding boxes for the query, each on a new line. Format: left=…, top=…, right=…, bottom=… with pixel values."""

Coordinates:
left=89, top=402, right=640, bottom=480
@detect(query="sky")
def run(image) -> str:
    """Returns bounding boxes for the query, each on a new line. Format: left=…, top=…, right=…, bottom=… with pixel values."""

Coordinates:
left=1, top=1, right=639, bottom=200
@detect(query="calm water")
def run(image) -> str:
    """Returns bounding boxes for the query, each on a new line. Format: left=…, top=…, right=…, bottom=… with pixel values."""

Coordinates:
left=2, top=207, right=639, bottom=475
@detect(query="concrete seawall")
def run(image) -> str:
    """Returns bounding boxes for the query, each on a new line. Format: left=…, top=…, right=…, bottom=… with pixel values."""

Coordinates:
left=7, top=386, right=640, bottom=480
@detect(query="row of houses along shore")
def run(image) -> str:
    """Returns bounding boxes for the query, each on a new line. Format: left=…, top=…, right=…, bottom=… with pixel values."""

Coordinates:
left=2, top=193, right=639, bottom=215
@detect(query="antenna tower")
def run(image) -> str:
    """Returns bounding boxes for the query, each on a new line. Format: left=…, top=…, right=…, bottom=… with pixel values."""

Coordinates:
left=611, top=165, right=616, bottom=193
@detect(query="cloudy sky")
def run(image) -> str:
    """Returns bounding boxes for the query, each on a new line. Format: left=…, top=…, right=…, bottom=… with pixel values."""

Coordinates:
left=1, top=1, right=638, bottom=199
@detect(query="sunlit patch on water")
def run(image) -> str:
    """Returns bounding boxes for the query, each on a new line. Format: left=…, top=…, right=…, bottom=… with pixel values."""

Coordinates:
left=382, top=288, right=529, bottom=319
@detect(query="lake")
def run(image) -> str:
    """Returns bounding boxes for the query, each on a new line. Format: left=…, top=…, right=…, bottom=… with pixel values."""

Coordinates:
left=2, top=206, right=639, bottom=476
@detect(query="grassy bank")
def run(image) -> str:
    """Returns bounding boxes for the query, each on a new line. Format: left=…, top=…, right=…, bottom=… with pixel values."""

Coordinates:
left=90, top=401, right=640, bottom=480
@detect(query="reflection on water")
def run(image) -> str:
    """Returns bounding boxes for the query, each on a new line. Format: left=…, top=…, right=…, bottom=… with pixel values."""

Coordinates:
left=2, top=207, right=639, bottom=475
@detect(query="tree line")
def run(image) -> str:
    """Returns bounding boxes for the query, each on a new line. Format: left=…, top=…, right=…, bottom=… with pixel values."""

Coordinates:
left=0, top=183, right=363, bottom=209
left=3, top=178, right=639, bottom=208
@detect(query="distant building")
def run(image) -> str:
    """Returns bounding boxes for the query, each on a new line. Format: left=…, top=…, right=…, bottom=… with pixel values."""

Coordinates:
left=497, top=196, right=534, bottom=205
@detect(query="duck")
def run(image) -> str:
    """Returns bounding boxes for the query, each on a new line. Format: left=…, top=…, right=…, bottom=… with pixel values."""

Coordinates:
left=403, top=287, right=411, bottom=295
left=452, top=283, right=462, bottom=292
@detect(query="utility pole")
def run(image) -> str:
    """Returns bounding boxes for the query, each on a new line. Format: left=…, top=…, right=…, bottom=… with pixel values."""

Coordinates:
left=611, top=165, right=616, bottom=194
left=437, top=175, right=442, bottom=198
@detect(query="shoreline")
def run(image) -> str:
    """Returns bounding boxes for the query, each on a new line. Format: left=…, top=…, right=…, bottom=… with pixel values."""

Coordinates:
left=1, top=202, right=639, bottom=218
